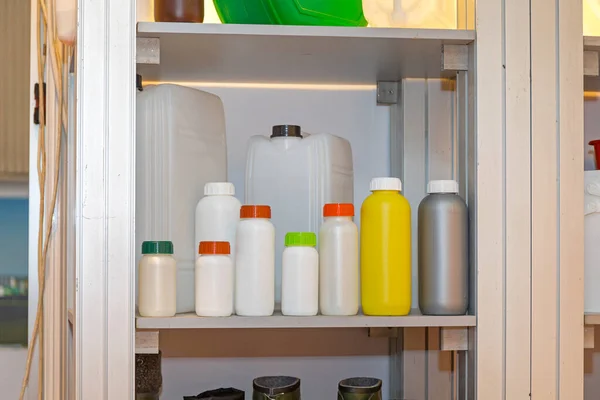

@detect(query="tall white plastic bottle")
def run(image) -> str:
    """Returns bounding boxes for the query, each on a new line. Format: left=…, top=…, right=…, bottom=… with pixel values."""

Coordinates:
left=245, top=125, right=353, bottom=304
left=235, top=205, right=276, bottom=317
left=319, top=203, right=359, bottom=316
left=137, top=84, right=227, bottom=313
left=195, top=182, right=242, bottom=262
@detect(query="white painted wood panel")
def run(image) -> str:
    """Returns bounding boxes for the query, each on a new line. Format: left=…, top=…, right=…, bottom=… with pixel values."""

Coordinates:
left=531, top=0, right=559, bottom=398
left=558, top=0, right=585, bottom=397
left=76, top=0, right=136, bottom=398
left=504, top=0, right=532, bottom=397
left=474, top=0, right=505, bottom=397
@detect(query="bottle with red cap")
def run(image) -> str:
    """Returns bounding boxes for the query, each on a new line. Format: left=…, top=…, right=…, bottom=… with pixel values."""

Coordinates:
left=319, top=203, right=359, bottom=316
left=235, top=205, right=275, bottom=316
left=195, top=241, right=234, bottom=317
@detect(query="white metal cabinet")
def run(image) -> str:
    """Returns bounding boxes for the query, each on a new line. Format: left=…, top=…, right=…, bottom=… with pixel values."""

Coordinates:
left=28, top=0, right=586, bottom=398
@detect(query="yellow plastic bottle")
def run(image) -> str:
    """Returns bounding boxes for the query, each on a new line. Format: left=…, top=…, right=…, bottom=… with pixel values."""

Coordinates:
left=360, top=177, right=411, bottom=315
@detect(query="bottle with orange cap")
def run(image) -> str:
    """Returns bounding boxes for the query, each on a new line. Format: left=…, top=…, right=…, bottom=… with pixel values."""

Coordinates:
left=235, top=205, right=275, bottom=316
left=319, top=203, right=359, bottom=316
left=195, top=241, right=234, bottom=317
left=360, top=177, right=412, bottom=316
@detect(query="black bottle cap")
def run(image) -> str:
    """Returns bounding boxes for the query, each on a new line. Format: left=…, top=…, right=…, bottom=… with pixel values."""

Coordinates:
left=271, top=125, right=302, bottom=138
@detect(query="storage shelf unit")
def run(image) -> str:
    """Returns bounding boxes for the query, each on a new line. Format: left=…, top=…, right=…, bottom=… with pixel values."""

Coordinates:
left=137, top=22, right=475, bottom=83
left=136, top=311, right=476, bottom=330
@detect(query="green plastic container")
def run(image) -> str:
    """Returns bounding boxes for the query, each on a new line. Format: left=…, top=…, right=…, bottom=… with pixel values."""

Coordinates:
left=213, top=0, right=278, bottom=24
left=266, top=0, right=367, bottom=26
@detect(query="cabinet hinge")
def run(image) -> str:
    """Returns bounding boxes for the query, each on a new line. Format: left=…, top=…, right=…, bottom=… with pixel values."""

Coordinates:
left=33, top=82, right=46, bottom=125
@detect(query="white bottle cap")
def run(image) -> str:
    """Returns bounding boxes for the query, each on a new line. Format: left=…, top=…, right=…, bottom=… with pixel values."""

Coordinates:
left=427, top=180, right=459, bottom=194
left=370, top=177, right=402, bottom=192
left=204, top=182, right=235, bottom=196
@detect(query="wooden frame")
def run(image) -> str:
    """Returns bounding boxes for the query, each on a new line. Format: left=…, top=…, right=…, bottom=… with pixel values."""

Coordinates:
left=74, top=0, right=136, bottom=398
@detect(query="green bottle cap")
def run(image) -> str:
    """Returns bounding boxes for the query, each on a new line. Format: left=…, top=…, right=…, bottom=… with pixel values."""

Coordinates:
left=141, top=241, right=174, bottom=255
left=285, top=232, right=317, bottom=247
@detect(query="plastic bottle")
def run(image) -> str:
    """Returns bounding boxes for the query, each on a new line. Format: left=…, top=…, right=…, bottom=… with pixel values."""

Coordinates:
left=138, top=241, right=177, bottom=317
left=195, top=182, right=242, bottom=263
left=319, top=203, right=359, bottom=316
left=418, top=180, right=468, bottom=315
left=154, top=0, right=204, bottom=22
left=195, top=241, right=234, bottom=317
left=360, top=177, right=411, bottom=316
left=235, top=205, right=275, bottom=316
left=281, top=232, right=319, bottom=316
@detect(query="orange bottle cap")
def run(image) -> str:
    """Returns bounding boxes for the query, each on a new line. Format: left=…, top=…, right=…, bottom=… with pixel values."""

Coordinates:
left=240, top=205, right=271, bottom=219
left=199, top=241, right=230, bottom=255
left=323, top=203, right=354, bottom=217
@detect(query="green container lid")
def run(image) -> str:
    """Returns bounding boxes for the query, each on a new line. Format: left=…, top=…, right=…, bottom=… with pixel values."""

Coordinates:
left=142, top=241, right=174, bottom=255
left=266, top=0, right=367, bottom=27
left=285, top=232, right=316, bottom=247
left=213, top=0, right=278, bottom=24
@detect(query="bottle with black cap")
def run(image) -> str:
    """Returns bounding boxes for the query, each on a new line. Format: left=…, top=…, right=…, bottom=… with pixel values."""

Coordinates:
left=270, top=124, right=303, bottom=139
left=244, top=124, right=354, bottom=306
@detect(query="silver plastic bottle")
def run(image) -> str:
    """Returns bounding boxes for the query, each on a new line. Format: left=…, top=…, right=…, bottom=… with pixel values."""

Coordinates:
left=418, top=180, right=468, bottom=315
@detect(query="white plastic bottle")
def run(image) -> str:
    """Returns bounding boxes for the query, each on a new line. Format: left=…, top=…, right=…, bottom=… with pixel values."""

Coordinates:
left=235, top=205, right=275, bottom=316
left=138, top=241, right=177, bottom=317
left=281, top=232, right=319, bottom=316
left=195, top=241, right=234, bottom=317
left=195, top=182, right=242, bottom=263
left=319, top=204, right=359, bottom=316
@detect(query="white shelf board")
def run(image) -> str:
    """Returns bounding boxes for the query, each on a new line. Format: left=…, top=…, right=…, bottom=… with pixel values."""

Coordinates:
left=136, top=310, right=476, bottom=329
left=137, top=23, right=475, bottom=84
left=585, top=312, right=600, bottom=325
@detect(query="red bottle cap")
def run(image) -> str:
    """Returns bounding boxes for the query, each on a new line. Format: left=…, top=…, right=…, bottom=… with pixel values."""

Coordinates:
left=240, top=205, right=271, bottom=219
left=198, top=241, right=230, bottom=255
left=323, top=203, right=354, bottom=217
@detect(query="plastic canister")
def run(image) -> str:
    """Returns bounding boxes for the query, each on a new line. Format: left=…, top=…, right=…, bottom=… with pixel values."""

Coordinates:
left=195, top=241, right=234, bottom=317
left=319, top=204, right=359, bottom=316
left=338, top=377, right=382, bottom=400
left=418, top=180, right=469, bottom=315
left=360, top=178, right=411, bottom=316
left=138, top=241, right=177, bottom=317
left=245, top=125, right=354, bottom=304
left=235, top=205, right=275, bottom=316
left=154, top=0, right=204, bottom=22
left=195, top=182, right=242, bottom=263
left=281, top=232, right=319, bottom=316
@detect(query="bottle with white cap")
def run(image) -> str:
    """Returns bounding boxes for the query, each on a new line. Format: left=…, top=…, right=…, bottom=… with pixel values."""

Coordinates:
left=360, top=177, right=412, bottom=316
left=195, top=182, right=242, bottom=263
left=418, top=180, right=469, bottom=315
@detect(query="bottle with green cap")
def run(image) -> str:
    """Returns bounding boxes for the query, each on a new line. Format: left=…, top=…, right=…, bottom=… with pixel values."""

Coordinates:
left=281, top=232, right=318, bottom=316
left=138, top=240, right=177, bottom=317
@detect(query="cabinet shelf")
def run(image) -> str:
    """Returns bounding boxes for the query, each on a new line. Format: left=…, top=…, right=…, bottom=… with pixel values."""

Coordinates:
left=136, top=310, right=475, bottom=330
left=137, top=23, right=475, bottom=84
